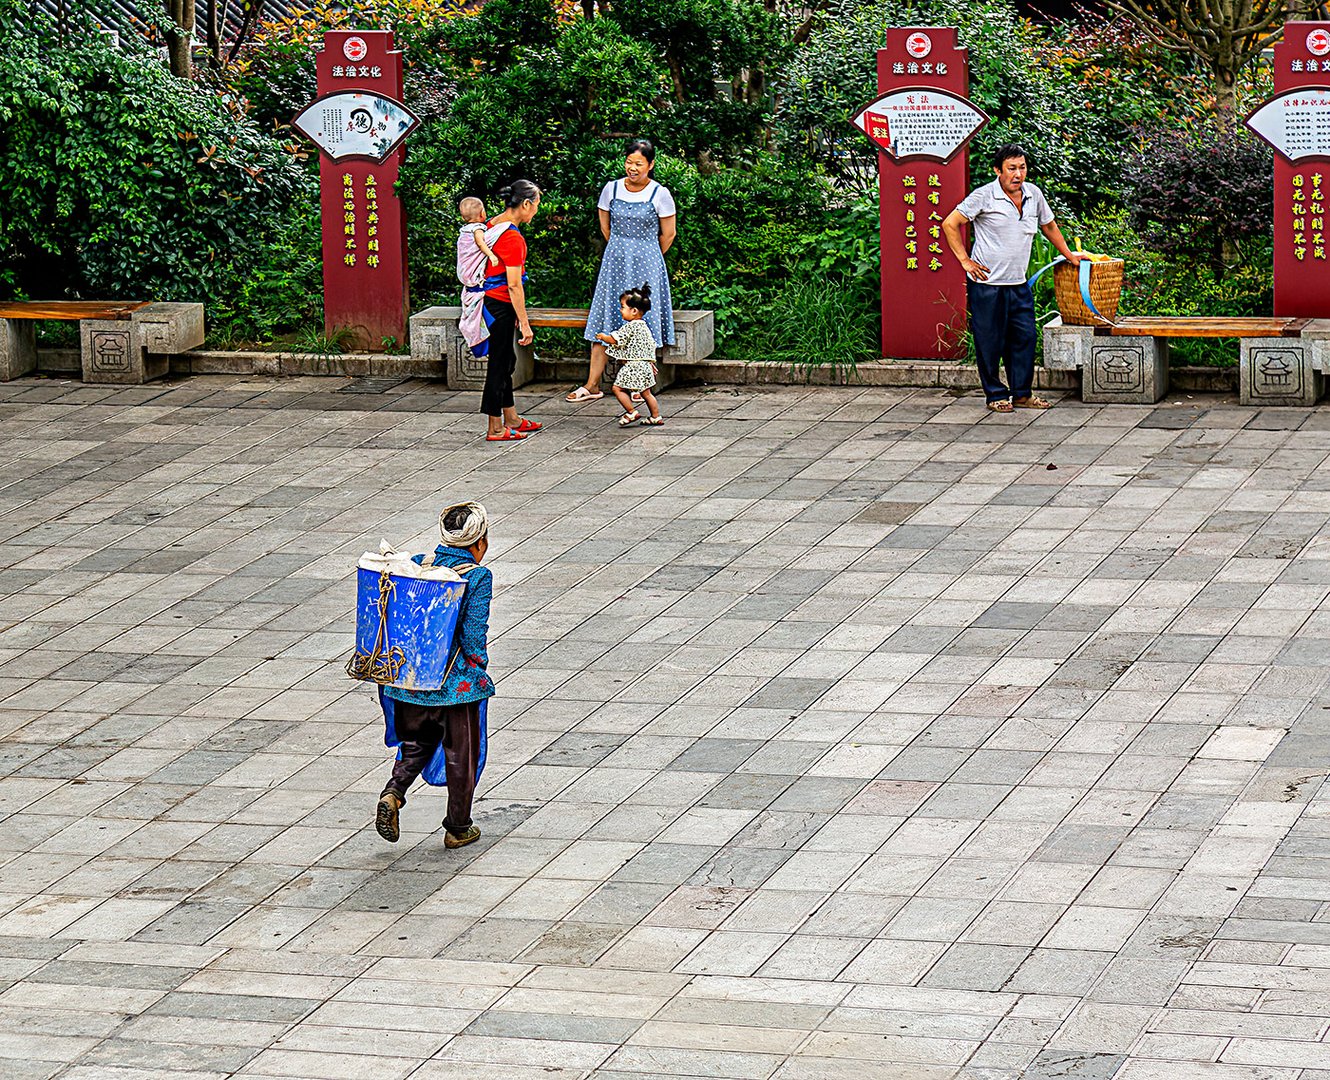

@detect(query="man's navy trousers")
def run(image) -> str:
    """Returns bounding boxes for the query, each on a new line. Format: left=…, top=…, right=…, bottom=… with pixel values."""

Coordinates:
left=967, top=280, right=1036, bottom=404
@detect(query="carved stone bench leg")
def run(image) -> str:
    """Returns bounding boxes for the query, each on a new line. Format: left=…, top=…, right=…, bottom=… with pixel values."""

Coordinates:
left=409, top=305, right=533, bottom=392
left=1241, top=337, right=1322, bottom=405
left=80, top=320, right=142, bottom=384
left=1042, top=319, right=1092, bottom=376
left=81, top=303, right=205, bottom=384
left=0, top=318, right=36, bottom=381
left=1084, top=334, right=1169, bottom=404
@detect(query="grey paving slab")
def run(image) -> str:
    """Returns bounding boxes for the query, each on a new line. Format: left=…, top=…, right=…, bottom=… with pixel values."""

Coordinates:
left=1, top=378, right=1328, bottom=1078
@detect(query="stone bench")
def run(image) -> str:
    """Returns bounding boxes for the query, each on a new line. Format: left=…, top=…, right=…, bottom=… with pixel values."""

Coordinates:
left=409, top=306, right=715, bottom=392
left=0, top=301, right=205, bottom=384
left=1044, top=315, right=1330, bottom=405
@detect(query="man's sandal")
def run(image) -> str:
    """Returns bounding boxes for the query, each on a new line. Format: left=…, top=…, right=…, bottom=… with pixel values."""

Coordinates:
left=1013, top=396, right=1052, bottom=410
left=986, top=399, right=1014, bottom=413
left=485, top=427, right=526, bottom=441
left=513, top=417, right=542, bottom=432
left=617, top=411, right=641, bottom=427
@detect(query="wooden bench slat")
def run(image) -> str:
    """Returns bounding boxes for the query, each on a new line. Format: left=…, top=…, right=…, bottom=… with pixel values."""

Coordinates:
left=527, top=308, right=590, bottom=329
left=1097, top=316, right=1305, bottom=339
left=0, top=301, right=151, bottom=321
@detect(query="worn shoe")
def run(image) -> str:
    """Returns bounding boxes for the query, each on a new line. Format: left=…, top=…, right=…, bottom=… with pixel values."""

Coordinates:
left=444, top=824, right=481, bottom=849
left=375, top=792, right=403, bottom=843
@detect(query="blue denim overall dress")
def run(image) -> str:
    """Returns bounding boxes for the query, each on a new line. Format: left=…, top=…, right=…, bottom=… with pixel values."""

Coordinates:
left=585, top=180, right=675, bottom=348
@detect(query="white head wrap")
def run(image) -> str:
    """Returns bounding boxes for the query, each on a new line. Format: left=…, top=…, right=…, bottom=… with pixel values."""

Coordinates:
left=439, top=502, right=488, bottom=548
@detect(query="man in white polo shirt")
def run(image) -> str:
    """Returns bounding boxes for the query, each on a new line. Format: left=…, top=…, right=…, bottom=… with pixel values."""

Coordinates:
left=942, top=144, right=1082, bottom=413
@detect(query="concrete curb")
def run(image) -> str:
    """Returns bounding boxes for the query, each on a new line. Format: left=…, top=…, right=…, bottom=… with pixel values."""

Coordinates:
left=33, top=347, right=1239, bottom=394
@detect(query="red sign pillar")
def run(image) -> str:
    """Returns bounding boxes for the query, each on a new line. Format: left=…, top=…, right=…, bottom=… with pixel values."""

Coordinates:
left=315, top=31, right=410, bottom=351
left=876, top=28, right=972, bottom=359
left=1272, top=23, right=1330, bottom=317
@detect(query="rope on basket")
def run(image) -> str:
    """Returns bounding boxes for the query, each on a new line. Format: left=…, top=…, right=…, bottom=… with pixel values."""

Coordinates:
left=1028, top=256, right=1115, bottom=326
left=346, top=569, right=407, bottom=683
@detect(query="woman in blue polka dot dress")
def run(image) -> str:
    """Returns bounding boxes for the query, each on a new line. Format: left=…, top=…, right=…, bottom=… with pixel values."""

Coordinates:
left=567, top=138, right=677, bottom=402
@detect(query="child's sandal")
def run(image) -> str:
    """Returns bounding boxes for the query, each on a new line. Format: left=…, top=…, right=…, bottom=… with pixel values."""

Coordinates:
left=640, top=415, right=664, bottom=426
left=617, top=411, right=640, bottom=427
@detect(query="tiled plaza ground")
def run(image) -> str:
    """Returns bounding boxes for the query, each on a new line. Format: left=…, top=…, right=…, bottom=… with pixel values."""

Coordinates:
left=2, top=374, right=1330, bottom=1080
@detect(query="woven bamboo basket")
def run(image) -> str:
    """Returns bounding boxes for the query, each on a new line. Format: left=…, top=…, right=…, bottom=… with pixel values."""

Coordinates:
left=1053, top=257, right=1124, bottom=325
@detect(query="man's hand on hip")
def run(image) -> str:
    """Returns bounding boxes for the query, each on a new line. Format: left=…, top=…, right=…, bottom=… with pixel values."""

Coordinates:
left=962, top=257, right=991, bottom=282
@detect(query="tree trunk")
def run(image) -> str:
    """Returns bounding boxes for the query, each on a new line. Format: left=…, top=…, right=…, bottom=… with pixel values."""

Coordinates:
left=666, top=51, right=686, bottom=103
left=746, top=65, right=765, bottom=105
left=203, top=0, right=224, bottom=68
left=164, top=0, right=195, bottom=78
left=1213, top=69, right=1239, bottom=126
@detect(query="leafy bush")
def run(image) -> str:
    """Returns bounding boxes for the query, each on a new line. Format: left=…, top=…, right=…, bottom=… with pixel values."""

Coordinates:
left=1124, top=119, right=1272, bottom=272
left=0, top=0, right=312, bottom=321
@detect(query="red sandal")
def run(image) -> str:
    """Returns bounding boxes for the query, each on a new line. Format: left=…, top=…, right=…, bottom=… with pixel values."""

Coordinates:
left=512, top=417, right=542, bottom=433
left=485, top=428, right=526, bottom=441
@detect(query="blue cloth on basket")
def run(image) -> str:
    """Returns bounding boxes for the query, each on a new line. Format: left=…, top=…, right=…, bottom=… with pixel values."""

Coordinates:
left=585, top=180, right=675, bottom=348
left=379, top=545, right=494, bottom=787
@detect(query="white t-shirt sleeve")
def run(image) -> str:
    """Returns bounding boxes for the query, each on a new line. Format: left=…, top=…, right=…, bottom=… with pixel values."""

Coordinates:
left=596, top=180, right=677, bottom=216
left=1035, top=187, right=1055, bottom=226
left=955, top=186, right=986, bottom=221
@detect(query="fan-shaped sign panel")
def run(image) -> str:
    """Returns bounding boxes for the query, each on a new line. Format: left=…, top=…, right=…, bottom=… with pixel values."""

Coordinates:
left=1246, top=88, right=1330, bottom=163
left=293, top=92, right=419, bottom=164
left=851, top=87, right=988, bottom=164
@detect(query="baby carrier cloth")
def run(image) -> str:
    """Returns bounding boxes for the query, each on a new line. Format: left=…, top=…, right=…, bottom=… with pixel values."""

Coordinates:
left=458, top=221, right=513, bottom=356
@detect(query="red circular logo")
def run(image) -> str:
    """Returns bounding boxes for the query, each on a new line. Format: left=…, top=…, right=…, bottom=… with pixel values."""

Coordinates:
left=343, top=36, right=368, bottom=63
left=1308, top=29, right=1330, bottom=56
left=905, top=32, right=932, bottom=60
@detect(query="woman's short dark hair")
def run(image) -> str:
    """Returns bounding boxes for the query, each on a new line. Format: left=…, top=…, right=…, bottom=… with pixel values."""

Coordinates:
left=620, top=282, right=652, bottom=314
left=625, top=138, right=656, bottom=164
left=992, top=144, right=1028, bottom=170
left=497, top=179, right=541, bottom=208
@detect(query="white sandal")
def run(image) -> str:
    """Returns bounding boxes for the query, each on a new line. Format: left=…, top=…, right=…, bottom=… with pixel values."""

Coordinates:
left=617, top=411, right=641, bottom=427
left=566, top=386, right=603, bottom=402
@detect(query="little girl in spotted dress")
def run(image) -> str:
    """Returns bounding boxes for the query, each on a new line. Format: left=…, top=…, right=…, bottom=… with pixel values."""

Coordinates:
left=596, top=283, right=664, bottom=427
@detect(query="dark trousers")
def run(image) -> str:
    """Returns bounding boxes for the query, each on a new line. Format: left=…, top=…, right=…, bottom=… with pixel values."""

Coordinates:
left=481, top=298, right=518, bottom=418
left=382, top=700, right=481, bottom=832
left=968, top=281, right=1036, bottom=402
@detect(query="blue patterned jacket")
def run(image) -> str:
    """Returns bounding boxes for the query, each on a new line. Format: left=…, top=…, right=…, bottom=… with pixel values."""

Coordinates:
left=383, top=546, right=495, bottom=707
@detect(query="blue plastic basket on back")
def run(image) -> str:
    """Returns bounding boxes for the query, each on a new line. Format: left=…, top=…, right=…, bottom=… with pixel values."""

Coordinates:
left=348, top=546, right=467, bottom=691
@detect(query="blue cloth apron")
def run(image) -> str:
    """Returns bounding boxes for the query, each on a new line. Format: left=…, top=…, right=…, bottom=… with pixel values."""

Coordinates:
left=585, top=181, right=675, bottom=348
left=378, top=687, right=488, bottom=787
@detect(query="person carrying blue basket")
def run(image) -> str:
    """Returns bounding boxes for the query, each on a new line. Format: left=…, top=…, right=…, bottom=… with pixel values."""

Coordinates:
left=375, top=502, right=494, bottom=849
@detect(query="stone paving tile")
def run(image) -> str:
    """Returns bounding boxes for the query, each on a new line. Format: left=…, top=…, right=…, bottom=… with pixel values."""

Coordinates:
left=4, top=377, right=1330, bottom=1077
